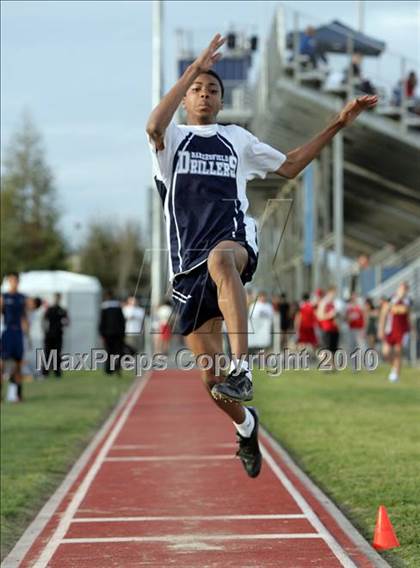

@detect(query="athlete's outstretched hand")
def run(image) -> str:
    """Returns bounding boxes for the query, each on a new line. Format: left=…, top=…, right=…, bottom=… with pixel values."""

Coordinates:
left=193, top=33, right=226, bottom=73
left=339, top=95, right=378, bottom=126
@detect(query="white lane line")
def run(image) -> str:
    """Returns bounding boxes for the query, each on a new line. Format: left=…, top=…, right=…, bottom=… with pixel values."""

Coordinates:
left=260, top=443, right=357, bottom=568
left=61, top=533, right=323, bottom=544
left=34, top=374, right=151, bottom=568
left=104, top=455, right=233, bottom=462
left=71, top=514, right=307, bottom=523
left=111, top=444, right=162, bottom=450
left=111, top=443, right=236, bottom=450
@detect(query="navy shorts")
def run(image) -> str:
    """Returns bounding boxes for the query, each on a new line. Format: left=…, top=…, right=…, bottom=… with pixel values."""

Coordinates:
left=172, top=242, right=258, bottom=336
left=1, top=329, right=24, bottom=361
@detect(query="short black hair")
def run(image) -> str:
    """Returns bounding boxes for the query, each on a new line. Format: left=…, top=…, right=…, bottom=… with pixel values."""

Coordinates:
left=365, top=297, right=375, bottom=309
left=7, top=271, right=19, bottom=279
left=203, top=70, right=224, bottom=98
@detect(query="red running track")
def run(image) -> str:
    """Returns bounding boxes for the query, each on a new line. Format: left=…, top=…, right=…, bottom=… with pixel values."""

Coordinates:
left=7, top=370, right=387, bottom=567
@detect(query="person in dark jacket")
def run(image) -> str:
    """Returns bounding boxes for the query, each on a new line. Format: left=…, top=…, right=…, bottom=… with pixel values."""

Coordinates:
left=99, top=290, right=125, bottom=375
left=278, top=293, right=291, bottom=349
left=42, top=293, right=69, bottom=378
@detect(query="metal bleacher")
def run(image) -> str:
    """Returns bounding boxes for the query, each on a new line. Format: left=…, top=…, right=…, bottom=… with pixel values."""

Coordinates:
left=246, top=5, right=420, bottom=302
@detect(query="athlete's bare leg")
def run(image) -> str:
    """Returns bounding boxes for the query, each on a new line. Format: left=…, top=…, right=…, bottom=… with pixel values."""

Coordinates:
left=185, top=317, right=245, bottom=424
left=391, top=344, right=403, bottom=376
left=207, top=241, right=249, bottom=363
left=382, top=341, right=392, bottom=362
left=0, top=359, right=22, bottom=401
left=14, top=361, right=22, bottom=383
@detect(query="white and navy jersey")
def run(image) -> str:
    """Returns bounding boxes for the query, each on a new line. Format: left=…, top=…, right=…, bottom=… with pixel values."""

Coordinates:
left=148, top=122, right=286, bottom=281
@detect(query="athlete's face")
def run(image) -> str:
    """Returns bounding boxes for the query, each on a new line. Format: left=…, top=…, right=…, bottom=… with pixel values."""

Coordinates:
left=8, top=275, right=19, bottom=293
left=396, top=282, right=408, bottom=298
left=183, top=74, right=223, bottom=124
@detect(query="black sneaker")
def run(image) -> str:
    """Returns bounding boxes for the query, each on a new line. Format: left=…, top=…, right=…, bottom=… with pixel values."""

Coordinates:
left=236, top=407, right=262, bottom=478
left=211, top=369, right=253, bottom=402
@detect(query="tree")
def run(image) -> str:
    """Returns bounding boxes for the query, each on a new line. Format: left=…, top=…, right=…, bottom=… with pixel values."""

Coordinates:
left=79, top=219, right=149, bottom=298
left=1, top=113, right=68, bottom=277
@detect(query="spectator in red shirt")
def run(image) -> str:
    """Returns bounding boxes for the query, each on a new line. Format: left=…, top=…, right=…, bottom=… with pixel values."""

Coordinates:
left=405, top=71, right=417, bottom=98
left=295, top=293, right=318, bottom=351
left=316, top=286, right=340, bottom=359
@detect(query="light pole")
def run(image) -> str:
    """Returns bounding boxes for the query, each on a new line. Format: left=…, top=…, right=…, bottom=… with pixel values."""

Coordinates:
left=151, top=0, right=165, bottom=312
left=357, top=0, right=364, bottom=32
left=333, top=132, right=344, bottom=299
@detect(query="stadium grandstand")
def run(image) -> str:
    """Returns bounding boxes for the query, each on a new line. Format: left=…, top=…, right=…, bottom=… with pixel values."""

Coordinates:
left=174, top=5, right=420, bottom=363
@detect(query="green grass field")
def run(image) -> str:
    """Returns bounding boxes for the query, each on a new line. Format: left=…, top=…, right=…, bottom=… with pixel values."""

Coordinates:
left=0, top=370, right=135, bottom=561
left=253, top=365, right=420, bottom=568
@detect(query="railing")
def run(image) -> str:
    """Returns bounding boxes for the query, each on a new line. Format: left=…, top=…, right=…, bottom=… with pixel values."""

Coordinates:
left=273, top=4, right=420, bottom=133
left=342, top=238, right=420, bottom=296
left=366, top=257, right=420, bottom=307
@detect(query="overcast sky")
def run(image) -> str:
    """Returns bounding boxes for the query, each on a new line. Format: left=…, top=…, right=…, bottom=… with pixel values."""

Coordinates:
left=1, top=1, right=419, bottom=246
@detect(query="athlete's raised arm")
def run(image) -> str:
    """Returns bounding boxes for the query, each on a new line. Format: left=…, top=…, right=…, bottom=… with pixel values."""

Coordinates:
left=275, top=94, right=378, bottom=179
left=146, top=33, right=225, bottom=150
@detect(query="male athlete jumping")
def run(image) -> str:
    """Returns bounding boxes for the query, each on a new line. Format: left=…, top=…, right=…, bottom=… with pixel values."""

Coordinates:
left=146, top=33, right=377, bottom=477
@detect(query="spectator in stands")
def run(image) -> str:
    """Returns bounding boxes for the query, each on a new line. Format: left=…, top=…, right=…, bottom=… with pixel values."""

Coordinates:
left=345, top=292, right=366, bottom=369
left=42, top=293, right=69, bottom=378
left=378, top=282, right=411, bottom=382
left=123, top=296, right=145, bottom=355
left=317, top=286, right=340, bottom=361
left=299, top=26, right=327, bottom=69
left=295, top=293, right=318, bottom=351
left=406, top=71, right=420, bottom=115
left=364, top=298, right=379, bottom=350
left=343, top=53, right=376, bottom=96
left=392, top=71, right=420, bottom=114
left=406, top=71, right=418, bottom=98
left=99, top=290, right=125, bottom=375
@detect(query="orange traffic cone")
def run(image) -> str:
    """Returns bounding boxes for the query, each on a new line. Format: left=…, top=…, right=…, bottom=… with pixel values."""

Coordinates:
left=373, top=505, right=400, bottom=550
